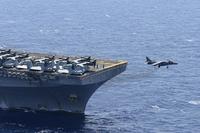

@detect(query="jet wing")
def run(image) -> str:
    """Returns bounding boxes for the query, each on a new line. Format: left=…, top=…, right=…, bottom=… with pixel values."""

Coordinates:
left=152, top=61, right=163, bottom=66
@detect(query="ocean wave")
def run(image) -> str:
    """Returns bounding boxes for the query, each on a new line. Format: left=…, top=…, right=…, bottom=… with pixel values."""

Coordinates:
left=36, top=129, right=53, bottom=133
left=151, top=105, right=168, bottom=112
left=188, top=100, right=200, bottom=105
left=186, top=39, right=194, bottom=42
left=105, top=14, right=111, bottom=18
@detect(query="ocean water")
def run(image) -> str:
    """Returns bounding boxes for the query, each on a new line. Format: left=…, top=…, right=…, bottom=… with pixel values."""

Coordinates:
left=0, top=0, right=200, bottom=132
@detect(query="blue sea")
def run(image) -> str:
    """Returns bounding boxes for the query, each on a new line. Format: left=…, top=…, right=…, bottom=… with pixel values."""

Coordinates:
left=0, top=0, right=200, bottom=132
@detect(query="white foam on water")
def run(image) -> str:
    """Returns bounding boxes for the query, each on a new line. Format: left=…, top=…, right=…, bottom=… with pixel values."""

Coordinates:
left=188, top=100, right=200, bottom=105
left=36, top=129, right=52, bottom=133
left=151, top=105, right=168, bottom=112
left=186, top=39, right=194, bottom=42
left=54, top=29, right=60, bottom=33
left=39, top=29, right=51, bottom=34
left=152, top=105, right=160, bottom=110
left=39, top=29, right=44, bottom=33
left=105, top=14, right=111, bottom=18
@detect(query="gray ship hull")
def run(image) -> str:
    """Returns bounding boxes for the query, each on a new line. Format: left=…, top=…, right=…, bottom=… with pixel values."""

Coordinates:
left=0, top=83, right=104, bottom=113
left=0, top=62, right=127, bottom=113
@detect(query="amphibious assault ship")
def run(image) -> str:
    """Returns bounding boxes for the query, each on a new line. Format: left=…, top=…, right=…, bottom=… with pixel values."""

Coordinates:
left=0, top=49, right=127, bottom=113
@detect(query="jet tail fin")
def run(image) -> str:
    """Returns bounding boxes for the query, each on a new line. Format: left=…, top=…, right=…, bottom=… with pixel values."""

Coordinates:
left=146, top=56, right=151, bottom=62
left=145, top=56, right=155, bottom=64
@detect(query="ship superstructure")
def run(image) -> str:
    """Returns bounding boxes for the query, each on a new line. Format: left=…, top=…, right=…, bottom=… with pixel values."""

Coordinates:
left=0, top=49, right=127, bottom=113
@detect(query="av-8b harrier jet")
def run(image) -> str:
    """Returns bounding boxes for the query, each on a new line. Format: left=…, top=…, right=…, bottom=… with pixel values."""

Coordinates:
left=145, top=56, right=178, bottom=68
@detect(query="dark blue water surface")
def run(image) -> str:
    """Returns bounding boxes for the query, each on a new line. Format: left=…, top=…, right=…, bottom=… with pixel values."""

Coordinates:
left=0, top=0, right=200, bottom=132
